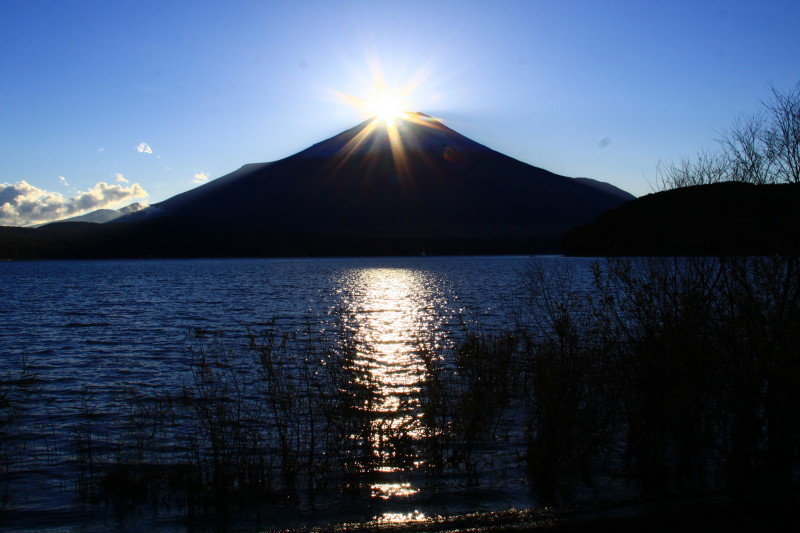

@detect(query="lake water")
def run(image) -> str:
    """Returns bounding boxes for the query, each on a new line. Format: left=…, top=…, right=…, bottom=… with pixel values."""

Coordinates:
left=0, top=256, right=597, bottom=532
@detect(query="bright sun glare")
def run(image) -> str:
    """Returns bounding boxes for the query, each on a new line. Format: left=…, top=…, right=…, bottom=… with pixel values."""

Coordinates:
left=327, top=56, right=447, bottom=181
left=331, top=55, right=425, bottom=125
left=367, top=92, right=407, bottom=123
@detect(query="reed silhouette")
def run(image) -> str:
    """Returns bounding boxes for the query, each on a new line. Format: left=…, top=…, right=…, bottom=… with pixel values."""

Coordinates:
left=517, top=256, right=800, bottom=504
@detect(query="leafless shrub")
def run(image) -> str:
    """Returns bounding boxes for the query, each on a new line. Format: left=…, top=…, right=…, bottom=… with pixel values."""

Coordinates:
left=658, top=81, right=800, bottom=189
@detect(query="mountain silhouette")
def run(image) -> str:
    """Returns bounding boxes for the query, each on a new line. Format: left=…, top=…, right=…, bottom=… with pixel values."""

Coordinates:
left=1, top=113, right=633, bottom=259
left=36, top=202, right=148, bottom=226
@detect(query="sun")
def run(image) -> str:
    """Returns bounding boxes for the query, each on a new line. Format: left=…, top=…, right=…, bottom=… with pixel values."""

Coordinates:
left=329, top=88, right=411, bottom=125
left=366, top=92, right=408, bottom=123
left=329, top=53, right=435, bottom=125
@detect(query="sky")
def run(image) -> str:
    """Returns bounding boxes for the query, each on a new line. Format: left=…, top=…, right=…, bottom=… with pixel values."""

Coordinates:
left=1, top=0, right=798, bottom=226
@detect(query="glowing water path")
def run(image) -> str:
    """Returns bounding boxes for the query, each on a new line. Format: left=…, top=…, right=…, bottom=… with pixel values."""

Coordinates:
left=335, top=267, right=449, bottom=522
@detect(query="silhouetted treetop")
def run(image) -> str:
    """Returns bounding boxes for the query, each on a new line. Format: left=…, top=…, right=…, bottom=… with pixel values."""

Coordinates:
left=658, top=81, right=800, bottom=189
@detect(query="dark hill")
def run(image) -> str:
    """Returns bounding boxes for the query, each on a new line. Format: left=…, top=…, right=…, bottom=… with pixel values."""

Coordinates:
left=561, top=181, right=800, bottom=256
left=2, top=114, right=633, bottom=259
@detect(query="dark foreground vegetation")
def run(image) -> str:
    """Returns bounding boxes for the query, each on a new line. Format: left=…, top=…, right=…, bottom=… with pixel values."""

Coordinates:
left=1, top=255, right=799, bottom=531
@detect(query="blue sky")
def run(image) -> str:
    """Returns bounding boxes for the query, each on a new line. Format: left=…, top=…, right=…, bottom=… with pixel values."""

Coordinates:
left=1, top=0, right=798, bottom=225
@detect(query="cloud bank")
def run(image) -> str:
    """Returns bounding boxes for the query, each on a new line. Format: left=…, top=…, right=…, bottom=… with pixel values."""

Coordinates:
left=0, top=180, right=148, bottom=227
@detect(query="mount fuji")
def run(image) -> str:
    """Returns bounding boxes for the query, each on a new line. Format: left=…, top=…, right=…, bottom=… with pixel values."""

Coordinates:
left=1, top=113, right=633, bottom=258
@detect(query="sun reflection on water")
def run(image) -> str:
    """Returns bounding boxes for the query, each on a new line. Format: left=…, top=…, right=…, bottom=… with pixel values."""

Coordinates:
left=375, top=511, right=427, bottom=523
left=371, top=482, right=418, bottom=500
left=334, top=267, right=448, bottom=506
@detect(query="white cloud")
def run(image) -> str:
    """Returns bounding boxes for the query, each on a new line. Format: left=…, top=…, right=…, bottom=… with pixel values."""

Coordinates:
left=58, top=176, right=69, bottom=186
left=115, top=173, right=128, bottom=183
left=136, top=142, right=153, bottom=154
left=192, top=172, right=209, bottom=184
left=0, top=180, right=148, bottom=227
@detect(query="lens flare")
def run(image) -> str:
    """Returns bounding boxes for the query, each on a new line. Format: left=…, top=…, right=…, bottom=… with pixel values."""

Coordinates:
left=326, top=55, right=451, bottom=185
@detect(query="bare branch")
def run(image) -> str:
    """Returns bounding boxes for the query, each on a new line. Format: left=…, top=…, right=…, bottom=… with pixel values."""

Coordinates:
left=718, top=113, right=770, bottom=184
left=763, top=81, right=800, bottom=183
left=657, top=80, right=800, bottom=190
left=656, top=149, right=728, bottom=190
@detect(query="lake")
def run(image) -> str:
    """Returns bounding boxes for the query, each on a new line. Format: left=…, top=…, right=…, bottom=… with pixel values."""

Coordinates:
left=0, top=256, right=600, bottom=532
